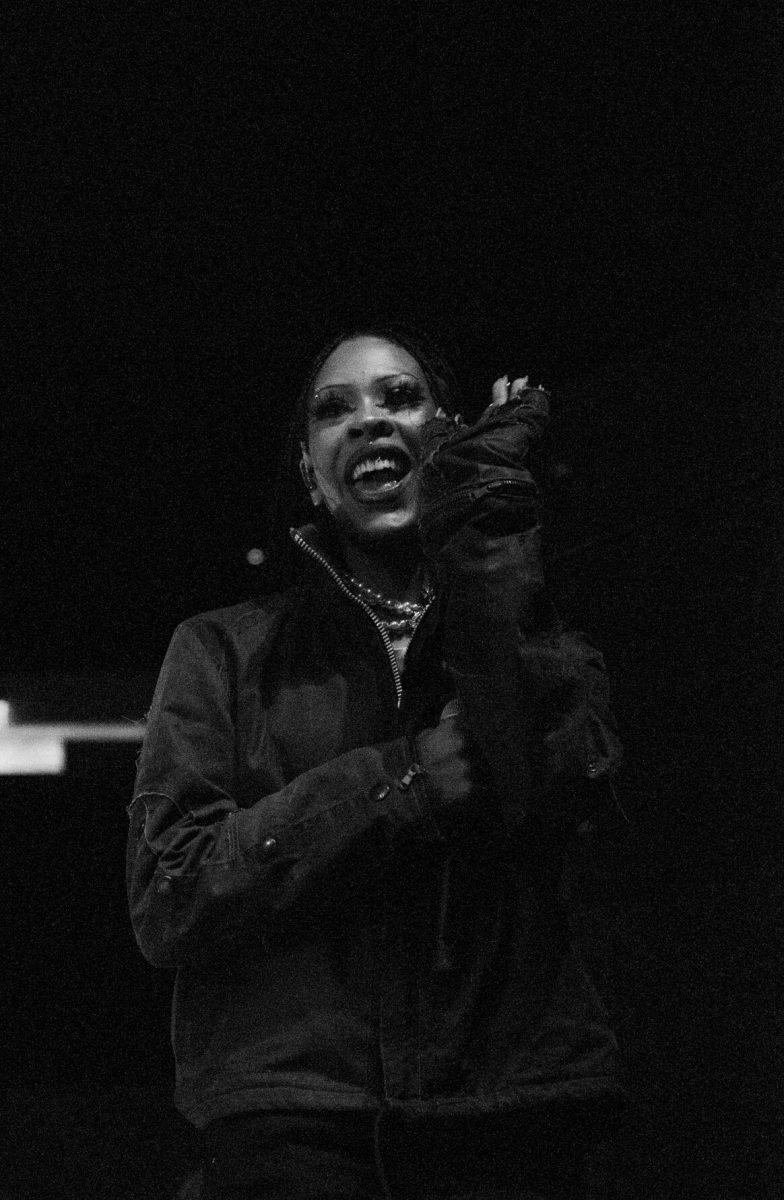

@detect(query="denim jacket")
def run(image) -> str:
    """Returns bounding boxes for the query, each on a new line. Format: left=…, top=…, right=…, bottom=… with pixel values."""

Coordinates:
left=127, top=518, right=625, bottom=1135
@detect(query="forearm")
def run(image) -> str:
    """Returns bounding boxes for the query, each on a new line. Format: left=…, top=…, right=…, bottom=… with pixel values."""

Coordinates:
left=127, top=736, right=441, bottom=968
left=126, top=618, right=443, bottom=968
left=435, top=527, right=622, bottom=819
left=421, top=416, right=621, bottom=819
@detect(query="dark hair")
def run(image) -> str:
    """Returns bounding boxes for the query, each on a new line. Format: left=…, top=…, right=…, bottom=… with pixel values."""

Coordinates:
left=259, top=323, right=461, bottom=583
left=292, top=323, right=460, bottom=441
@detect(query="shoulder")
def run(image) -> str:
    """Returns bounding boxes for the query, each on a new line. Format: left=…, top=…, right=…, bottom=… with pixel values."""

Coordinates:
left=147, top=591, right=305, bottom=709
left=168, top=588, right=304, bottom=666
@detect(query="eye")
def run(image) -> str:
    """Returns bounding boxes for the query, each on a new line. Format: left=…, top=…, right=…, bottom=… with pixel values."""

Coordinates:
left=309, top=394, right=349, bottom=421
left=383, top=380, right=425, bottom=409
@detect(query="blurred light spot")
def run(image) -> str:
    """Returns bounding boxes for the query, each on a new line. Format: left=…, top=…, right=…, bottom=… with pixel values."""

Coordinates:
left=246, top=548, right=266, bottom=567
left=0, top=735, right=65, bottom=775
left=0, top=700, right=10, bottom=726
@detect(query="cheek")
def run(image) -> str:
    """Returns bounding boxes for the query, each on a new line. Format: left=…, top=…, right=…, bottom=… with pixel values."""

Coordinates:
left=307, top=432, right=336, bottom=475
left=308, top=438, right=344, bottom=510
left=313, top=470, right=342, bottom=511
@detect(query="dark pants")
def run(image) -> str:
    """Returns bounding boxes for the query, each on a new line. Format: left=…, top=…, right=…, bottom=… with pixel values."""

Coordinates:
left=196, top=1110, right=589, bottom=1200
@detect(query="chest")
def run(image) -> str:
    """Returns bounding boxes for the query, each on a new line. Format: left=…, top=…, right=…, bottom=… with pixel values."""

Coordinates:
left=259, top=611, right=402, bottom=780
left=235, top=595, right=451, bottom=790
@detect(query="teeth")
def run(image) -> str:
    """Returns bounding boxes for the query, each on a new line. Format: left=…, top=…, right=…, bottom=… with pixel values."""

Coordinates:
left=351, top=455, right=407, bottom=483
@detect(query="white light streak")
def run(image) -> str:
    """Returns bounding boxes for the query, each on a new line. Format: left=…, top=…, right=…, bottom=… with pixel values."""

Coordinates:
left=0, top=735, right=65, bottom=775
left=0, top=723, right=145, bottom=775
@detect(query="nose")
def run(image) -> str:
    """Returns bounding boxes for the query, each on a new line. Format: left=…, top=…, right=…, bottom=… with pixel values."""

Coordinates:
left=347, top=395, right=394, bottom=439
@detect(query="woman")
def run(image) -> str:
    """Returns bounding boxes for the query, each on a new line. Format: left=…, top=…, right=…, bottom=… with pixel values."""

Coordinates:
left=127, top=327, right=625, bottom=1199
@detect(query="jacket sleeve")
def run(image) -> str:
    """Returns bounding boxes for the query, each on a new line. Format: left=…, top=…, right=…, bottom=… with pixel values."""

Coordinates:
left=126, top=620, right=442, bottom=968
left=419, top=397, right=623, bottom=827
left=542, top=626, right=627, bottom=834
left=447, top=617, right=623, bottom=826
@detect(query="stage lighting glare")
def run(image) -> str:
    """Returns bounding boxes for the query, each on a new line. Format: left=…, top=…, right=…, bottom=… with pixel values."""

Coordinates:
left=0, top=735, right=65, bottom=775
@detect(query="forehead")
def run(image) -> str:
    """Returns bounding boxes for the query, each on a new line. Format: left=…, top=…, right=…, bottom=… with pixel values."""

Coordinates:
left=312, top=336, right=426, bottom=391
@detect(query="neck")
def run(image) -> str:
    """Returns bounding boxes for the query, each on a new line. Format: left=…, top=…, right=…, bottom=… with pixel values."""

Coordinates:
left=338, top=530, right=426, bottom=603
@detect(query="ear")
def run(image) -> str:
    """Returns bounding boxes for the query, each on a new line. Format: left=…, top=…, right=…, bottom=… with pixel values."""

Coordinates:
left=299, top=444, right=322, bottom=507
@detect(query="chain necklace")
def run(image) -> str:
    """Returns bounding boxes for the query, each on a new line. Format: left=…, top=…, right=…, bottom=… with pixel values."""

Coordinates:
left=341, top=570, right=434, bottom=635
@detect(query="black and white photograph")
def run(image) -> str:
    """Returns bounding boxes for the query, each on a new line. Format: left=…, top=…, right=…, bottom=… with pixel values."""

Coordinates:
left=3, top=4, right=780, bottom=1197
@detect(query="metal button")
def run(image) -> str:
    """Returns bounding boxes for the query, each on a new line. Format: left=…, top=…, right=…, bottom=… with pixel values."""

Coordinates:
left=397, top=763, right=423, bottom=791
left=369, top=783, right=391, bottom=803
left=261, top=836, right=278, bottom=858
left=155, top=874, right=173, bottom=895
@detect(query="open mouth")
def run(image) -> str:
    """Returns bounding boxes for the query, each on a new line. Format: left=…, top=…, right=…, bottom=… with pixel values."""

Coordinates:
left=346, top=450, right=413, bottom=501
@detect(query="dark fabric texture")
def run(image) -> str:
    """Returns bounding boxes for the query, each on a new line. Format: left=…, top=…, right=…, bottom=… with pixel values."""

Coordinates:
left=128, top=398, right=626, bottom=1146
left=126, top=518, right=625, bottom=1136
left=197, top=1110, right=590, bottom=1200
left=420, top=390, right=559, bottom=813
left=418, top=387, right=550, bottom=553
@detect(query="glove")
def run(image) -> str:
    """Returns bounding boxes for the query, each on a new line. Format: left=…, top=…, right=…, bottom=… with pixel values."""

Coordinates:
left=417, top=386, right=555, bottom=817
left=418, top=385, right=549, bottom=553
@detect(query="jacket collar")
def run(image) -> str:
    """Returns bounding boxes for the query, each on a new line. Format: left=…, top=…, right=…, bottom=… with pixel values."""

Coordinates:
left=289, top=521, right=348, bottom=589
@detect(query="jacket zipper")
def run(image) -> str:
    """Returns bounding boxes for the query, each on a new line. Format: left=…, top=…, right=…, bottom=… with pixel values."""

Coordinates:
left=425, top=476, right=535, bottom=509
left=290, top=528, right=433, bottom=709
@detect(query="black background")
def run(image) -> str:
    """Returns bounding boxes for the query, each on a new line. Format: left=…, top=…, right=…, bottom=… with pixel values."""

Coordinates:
left=3, top=2, right=782, bottom=1196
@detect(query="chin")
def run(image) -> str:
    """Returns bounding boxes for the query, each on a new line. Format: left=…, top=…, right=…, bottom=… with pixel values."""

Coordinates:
left=334, top=508, right=421, bottom=549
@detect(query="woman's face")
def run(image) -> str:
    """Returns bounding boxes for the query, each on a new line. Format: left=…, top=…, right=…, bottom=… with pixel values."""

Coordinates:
left=301, top=336, right=437, bottom=545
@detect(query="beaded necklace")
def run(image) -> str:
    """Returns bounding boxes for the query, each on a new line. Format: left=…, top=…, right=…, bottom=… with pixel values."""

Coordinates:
left=342, top=571, right=434, bottom=635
